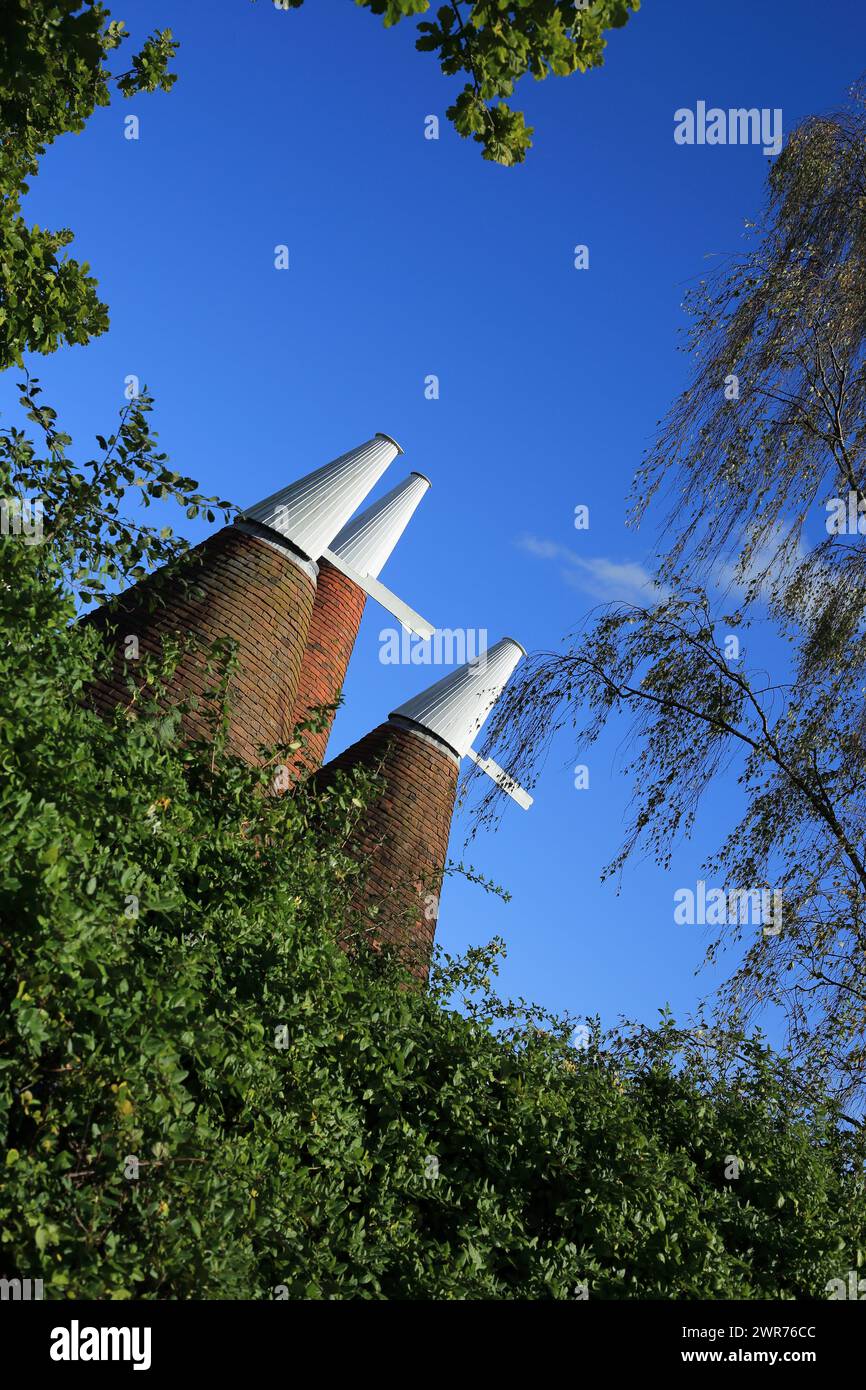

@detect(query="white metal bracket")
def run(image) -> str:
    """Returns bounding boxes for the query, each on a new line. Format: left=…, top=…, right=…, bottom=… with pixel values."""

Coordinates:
left=321, top=548, right=435, bottom=641
left=466, top=747, right=533, bottom=810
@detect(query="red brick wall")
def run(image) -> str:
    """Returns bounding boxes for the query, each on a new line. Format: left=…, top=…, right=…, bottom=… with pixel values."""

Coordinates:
left=315, top=722, right=459, bottom=980
left=291, top=558, right=367, bottom=773
left=83, top=526, right=316, bottom=764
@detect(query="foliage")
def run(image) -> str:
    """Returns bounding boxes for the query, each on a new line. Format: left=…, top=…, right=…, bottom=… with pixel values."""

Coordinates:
left=1, top=532, right=864, bottom=1297
left=0, top=8, right=225, bottom=608
left=280, top=0, right=641, bottom=165
left=0, top=0, right=639, bottom=381
left=2, top=374, right=234, bottom=607
left=634, top=82, right=866, bottom=612
left=0, top=0, right=177, bottom=369
left=474, top=83, right=866, bottom=1109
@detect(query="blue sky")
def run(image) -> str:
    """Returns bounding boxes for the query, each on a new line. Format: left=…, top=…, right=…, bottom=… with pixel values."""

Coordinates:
left=6, top=0, right=865, bottom=1033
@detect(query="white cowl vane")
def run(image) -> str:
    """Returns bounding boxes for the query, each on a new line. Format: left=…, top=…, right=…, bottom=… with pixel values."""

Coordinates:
left=242, top=433, right=402, bottom=562
left=391, top=637, right=532, bottom=808
left=329, top=472, right=431, bottom=579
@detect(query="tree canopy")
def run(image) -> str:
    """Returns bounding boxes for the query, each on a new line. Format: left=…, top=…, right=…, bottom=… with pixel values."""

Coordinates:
left=0, top=0, right=638, bottom=373
left=335, top=0, right=642, bottom=166
left=0, top=0, right=177, bottom=370
left=2, top=538, right=864, bottom=1295
left=475, top=83, right=866, bottom=1113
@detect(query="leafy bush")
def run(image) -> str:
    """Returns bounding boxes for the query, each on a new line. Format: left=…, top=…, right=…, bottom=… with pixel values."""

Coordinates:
left=1, top=514, right=865, bottom=1298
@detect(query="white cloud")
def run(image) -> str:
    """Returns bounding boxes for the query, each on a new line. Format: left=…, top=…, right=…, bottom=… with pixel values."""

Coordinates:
left=516, top=535, right=666, bottom=604
left=713, top=523, right=807, bottom=597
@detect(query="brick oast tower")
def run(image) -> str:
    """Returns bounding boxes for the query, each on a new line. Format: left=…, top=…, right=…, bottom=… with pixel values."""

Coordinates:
left=315, top=637, right=532, bottom=979
left=85, top=433, right=402, bottom=763
left=291, top=471, right=431, bottom=773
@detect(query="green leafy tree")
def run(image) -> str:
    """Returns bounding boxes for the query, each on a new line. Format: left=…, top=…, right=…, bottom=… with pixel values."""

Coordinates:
left=1, top=519, right=865, bottom=1296
left=4, top=374, right=234, bottom=606
left=280, top=0, right=641, bottom=165
left=0, top=376, right=864, bottom=1299
left=474, top=84, right=866, bottom=1110
left=0, top=0, right=177, bottom=369
left=0, top=0, right=639, bottom=378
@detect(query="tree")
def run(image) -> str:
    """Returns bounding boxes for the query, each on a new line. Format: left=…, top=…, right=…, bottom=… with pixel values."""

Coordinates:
left=3, top=374, right=235, bottom=607
left=0, top=0, right=640, bottom=379
left=473, top=83, right=866, bottom=1110
left=0, top=0, right=177, bottom=370
left=281, top=0, right=641, bottom=166
left=2, top=527, right=864, bottom=1296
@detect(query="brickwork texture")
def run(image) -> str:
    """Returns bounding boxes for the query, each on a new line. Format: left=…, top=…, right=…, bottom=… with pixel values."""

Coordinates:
left=290, top=558, right=367, bottom=773
left=83, top=526, right=316, bottom=764
left=315, top=722, right=458, bottom=980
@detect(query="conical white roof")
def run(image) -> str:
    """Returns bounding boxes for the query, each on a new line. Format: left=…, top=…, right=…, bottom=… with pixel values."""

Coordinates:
left=330, top=472, right=430, bottom=579
left=242, top=433, right=402, bottom=561
left=390, top=637, right=525, bottom=758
